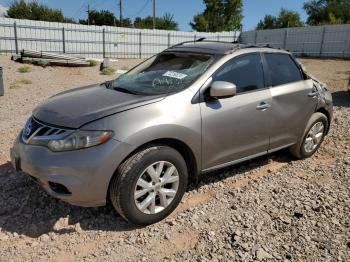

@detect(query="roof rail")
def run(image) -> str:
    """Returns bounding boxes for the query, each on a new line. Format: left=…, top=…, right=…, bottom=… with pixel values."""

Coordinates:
left=169, top=37, right=207, bottom=49
left=165, top=39, right=242, bottom=54
left=245, top=44, right=284, bottom=50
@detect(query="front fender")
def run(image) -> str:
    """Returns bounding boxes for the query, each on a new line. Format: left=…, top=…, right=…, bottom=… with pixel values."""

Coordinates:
left=82, top=92, right=202, bottom=171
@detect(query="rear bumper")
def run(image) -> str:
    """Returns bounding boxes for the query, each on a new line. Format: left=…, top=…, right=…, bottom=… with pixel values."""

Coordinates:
left=10, top=133, right=135, bottom=207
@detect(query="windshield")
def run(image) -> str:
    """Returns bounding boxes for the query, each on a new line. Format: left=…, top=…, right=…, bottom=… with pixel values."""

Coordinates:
left=109, top=52, right=215, bottom=95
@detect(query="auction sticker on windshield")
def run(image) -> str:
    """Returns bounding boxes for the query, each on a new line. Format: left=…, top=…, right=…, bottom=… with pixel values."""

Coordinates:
left=163, top=71, right=187, bottom=79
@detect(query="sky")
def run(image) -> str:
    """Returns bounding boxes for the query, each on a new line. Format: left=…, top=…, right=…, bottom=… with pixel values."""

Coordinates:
left=0, top=0, right=308, bottom=31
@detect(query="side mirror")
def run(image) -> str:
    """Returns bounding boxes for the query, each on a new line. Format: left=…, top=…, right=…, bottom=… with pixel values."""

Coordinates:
left=210, top=81, right=237, bottom=98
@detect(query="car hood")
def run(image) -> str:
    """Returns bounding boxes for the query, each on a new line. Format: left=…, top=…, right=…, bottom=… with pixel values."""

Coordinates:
left=33, top=84, right=164, bottom=128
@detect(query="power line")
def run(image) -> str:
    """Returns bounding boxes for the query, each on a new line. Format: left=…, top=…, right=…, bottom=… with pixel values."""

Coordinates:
left=72, top=4, right=86, bottom=18
left=91, top=0, right=109, bottom=9
left=122, top=0, right=151, bottom=18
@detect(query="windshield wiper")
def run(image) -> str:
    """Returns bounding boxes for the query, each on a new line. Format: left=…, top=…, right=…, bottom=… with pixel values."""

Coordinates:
left=104, top=80, right=114, bottom=89
left=113, top=86, right=141, bottom=95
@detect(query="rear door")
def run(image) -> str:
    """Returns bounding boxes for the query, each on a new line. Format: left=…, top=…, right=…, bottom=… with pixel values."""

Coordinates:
left=262, top=53, right=318, bottom=150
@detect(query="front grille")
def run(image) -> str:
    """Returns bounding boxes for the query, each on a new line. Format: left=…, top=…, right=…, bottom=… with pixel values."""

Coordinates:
left=22, top=117, right=72, bottom=144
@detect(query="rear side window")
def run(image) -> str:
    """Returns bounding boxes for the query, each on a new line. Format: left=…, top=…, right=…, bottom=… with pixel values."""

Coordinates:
left=264, top=53, right=302, bottom=86
left=212, top=53, right=265, bottom=93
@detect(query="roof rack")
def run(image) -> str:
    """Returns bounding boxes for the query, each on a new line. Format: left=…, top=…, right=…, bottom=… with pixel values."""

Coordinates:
left=168, top=38, right=241, bottom=48
left=169, top=37, right=207, bottom=49
left=167, top=37, right=282, bottom=54
left=244, top=44, right=285, bottom=50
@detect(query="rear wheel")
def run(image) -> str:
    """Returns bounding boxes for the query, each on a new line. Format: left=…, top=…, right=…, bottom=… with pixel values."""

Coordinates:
left=109, top=145, right=188, bottom=225
left=290, top=112, right=328, bottom=159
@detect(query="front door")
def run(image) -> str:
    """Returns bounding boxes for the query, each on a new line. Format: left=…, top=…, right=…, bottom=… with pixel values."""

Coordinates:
left=200, top=53, right=272, bottom=171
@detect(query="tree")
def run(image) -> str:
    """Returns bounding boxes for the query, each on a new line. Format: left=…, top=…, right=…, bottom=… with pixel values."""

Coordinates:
left=256, top=9, right=304, bottom=30
left=79, top=10, right=132, bottom=27
left=158, top=13, right=178, bottom=30
left=134, top=13, right=178, bottom=30
left=6, top=0, right=75, bottom=23
left=278, top=9, right=304, bottom=28
left=303, top=0, right=350, bottom=25
left=256, top=15, right=278, bottom=30
left=190, top=0, right=243, bottom=32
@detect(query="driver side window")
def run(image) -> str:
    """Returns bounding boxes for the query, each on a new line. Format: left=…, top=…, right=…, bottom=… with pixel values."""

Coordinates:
left=212, top=53, right=265, bottom=94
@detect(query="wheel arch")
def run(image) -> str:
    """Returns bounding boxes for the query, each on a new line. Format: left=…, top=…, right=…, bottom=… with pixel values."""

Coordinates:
left=316, top=107, right=331, bottom=134
left=107, top=138, right=200, bottom=202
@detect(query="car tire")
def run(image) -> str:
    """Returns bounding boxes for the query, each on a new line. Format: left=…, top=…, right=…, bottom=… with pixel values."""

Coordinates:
left=289, top=112, right=328, bottom=159
left=109, top=145, right=188, bottom=225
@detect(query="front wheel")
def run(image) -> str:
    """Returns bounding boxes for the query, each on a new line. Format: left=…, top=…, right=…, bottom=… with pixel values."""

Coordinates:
left=109, top=145, right=188, bottom=225
left=290, top=112, right=328, bottom=159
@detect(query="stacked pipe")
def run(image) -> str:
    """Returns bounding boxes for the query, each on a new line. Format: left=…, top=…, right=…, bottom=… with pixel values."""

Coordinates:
left=14, top=50, right=90, bottom=67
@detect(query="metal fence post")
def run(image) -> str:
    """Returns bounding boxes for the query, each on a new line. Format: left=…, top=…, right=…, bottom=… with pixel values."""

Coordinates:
left=102, top=28, right=106, bottom=58
left=167, top=33, right=170, bottom=47
left=0, top=67, right=4, bottom=96
left=139, top=32, right=142, bottom=59
left=62, top=27, right=66, bottom=53
left=13, top=22, right=19, bottom=54
left=319, top=26, right=326, bottom=57
left=217, top=35, right=220, bottom=41
left=194, top=34, right=196, bottom=43
left=283, top=28, right=288, bottom=50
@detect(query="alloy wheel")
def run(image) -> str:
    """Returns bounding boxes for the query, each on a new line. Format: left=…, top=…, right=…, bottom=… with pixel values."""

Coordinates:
left=134, top=161, right=179, bottom=214
left=304, top=121, right=324, bottom=153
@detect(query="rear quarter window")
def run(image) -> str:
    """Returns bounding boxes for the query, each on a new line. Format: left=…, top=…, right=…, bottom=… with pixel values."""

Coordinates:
left=264, top=53, right=303, bottom=86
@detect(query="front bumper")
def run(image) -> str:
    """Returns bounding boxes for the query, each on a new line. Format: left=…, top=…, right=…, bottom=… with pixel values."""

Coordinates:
left=10, top=133, right=135, bottom=207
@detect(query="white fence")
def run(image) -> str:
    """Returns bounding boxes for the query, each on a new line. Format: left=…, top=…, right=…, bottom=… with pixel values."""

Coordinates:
left=0, top=17, right=240, bottom=59
left=240, top=24, right=350, bottom=58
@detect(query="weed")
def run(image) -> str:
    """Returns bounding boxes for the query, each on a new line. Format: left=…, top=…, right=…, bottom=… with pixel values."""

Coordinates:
left=17, top=66, right=32, bottom=73
left=102, top=67, right=116, bottom=75
left=88, top=59, right=98, bottom=67
left=37, top=60, right=49, bottom=67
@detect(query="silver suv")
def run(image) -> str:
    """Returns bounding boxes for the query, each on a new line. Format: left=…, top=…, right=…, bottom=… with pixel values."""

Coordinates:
left=11, top=41, right=333, bottom=225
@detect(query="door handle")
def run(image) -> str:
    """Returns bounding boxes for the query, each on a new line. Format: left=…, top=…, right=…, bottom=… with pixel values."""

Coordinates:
left=308, top=91, right=319, bottom=97
left=256, top=102, right=271, bottom=111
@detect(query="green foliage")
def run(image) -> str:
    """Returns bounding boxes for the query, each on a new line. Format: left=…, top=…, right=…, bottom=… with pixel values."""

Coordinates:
left=79, top=9, right=177, bottom=28
left=102, top=67, right=116, bottom=75
left=17, top=65, right=32, bottom=73
left=10, top=78, right=32, bottom=89
left=80, top=10, right=115, bottom=26
left=303, top=0, right=350, bottom=25
left=6, top=1, right=178, bottom=30
left=190, top=0, right=243, bottom=32
left=88, top=60, right=98, bottom=67
left=190, top=14, right=208, bottom=32
left=6, top=0, right=75, bottom=23
left=256, top=15, right=279, bottom=30
left=79, top=10, right=132, bottom=27
left=256, top=9, right=304, bottom=30
left=37, top=60, right=49, bottom=67
left=134, top=13, right=178, bottom=30
left=19, top=79, right=32, bottom=84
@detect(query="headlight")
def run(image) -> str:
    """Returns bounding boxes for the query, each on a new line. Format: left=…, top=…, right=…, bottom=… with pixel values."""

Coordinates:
left=48, top=130, right=113, bottom=152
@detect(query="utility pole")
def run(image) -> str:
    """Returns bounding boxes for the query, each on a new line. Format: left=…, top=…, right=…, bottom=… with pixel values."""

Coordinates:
left=153, top=0, right=156, bottom=29
left=87, top=4, right=90, bottom=25
left=119, top=0, right=123, bottom=27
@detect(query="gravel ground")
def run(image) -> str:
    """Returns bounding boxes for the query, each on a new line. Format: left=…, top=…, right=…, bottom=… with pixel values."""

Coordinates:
left=0, top=56, right=349, bottom=261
